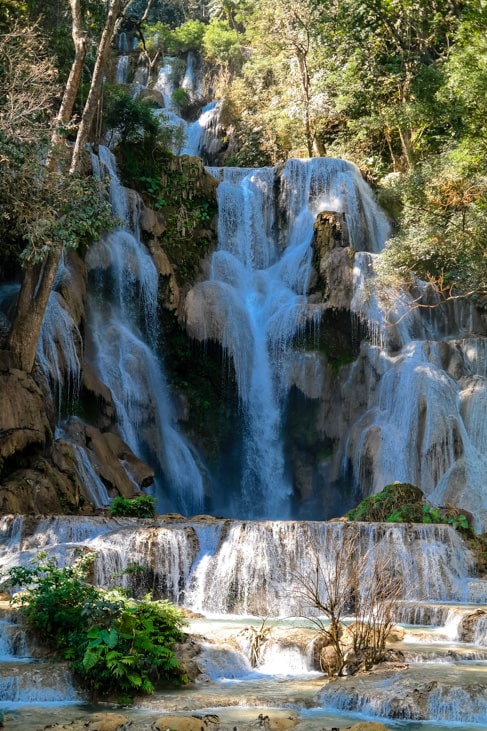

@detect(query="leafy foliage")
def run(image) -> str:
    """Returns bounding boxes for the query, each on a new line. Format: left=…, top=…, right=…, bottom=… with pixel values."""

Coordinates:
left=109, top=495, right=157, bottom=518
left=116, top=146, right=217, bottom=284
left=6, top=552, right=187, bottom=702
left=202, top=18, right=244, bottom=68
left=103, top=86, right=163, bottom=146
left=171, top=19, right=207, bottom=52
left=8, top=552, right=98, bottom=650
left=379, top=153, right=487, bottom=299
left=0, top=25, right=114, bottom=271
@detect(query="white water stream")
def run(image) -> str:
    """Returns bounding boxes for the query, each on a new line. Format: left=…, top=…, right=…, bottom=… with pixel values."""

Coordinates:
left=188, top=159, right=390, bottom=518
left=86, top=146, right=205, bottom=515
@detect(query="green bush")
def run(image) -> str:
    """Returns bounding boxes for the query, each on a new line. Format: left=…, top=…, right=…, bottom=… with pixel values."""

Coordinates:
left=172, top=87, right=190, bottom=111
left=109, top=495, right=157, bottom=518
left=7, top=552, right=186, bottom=703
left=7, top=552, right=98, bottom=651
left=171, top=19, right=206, bottom=53
left=103, top=86, right=162, bottom=146
left=202, top=19, right=244, bottom=68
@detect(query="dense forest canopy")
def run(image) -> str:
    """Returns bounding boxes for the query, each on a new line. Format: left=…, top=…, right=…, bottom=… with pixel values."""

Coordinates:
left=0, top=0, right=486, bottom=370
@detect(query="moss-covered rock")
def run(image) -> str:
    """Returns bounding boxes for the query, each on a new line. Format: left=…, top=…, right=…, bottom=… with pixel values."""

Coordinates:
left=347, top=482, right=425, bottom=522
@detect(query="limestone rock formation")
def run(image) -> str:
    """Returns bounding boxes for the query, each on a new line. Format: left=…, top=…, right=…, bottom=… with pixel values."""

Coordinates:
left=0, top=367, right=53, bottom=472
left=62, top=418, right=154, bottom=496
left=137, top=87, right=165, bottom=107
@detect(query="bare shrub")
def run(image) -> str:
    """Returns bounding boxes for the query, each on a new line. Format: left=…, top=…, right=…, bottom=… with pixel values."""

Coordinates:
left=293, top=523, right=402, bottom=677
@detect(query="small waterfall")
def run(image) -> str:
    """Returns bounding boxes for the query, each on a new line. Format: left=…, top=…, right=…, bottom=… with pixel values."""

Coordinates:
left=181, top=51, right=201, bottom=100
left=37, top=256, right=82, bottom=411
left=0, top=261, right=81, bottom=413
left=343, top=335, right=487, bottom=531
left=87, top=146, right=205, bottom=515
left=115, top=55, right=129, bottom=84
left=155, top=57, right=176, bottom=109
left=181, top=100, right=221, bottom=159
left=55, top=429, right=111, bottom=509
left=118, top=32, right=129, bottom=53
left=2, top=516, right=482, bottom=617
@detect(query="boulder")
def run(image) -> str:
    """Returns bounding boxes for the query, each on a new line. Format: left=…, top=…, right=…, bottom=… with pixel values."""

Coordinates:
left=137, top=87, right=164, bottom=107
left=458, top=609, right=487, bottom=643
left=44, top=714, right=132, bottom=731
left=0, top=441, right=90, bottom=515
left=84, top=714, right=132, bottom=731
left=152, top=714, right=220, bottom=731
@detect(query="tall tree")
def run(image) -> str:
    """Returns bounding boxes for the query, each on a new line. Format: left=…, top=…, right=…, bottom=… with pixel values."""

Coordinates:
left=3, top=0, right=144, bottom=373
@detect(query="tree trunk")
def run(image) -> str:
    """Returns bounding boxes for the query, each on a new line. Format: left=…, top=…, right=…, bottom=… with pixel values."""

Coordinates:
left=6, top=254, right=61, bottom=372
left=70, top=0, right=127, bottom=174
left=7, top=0, right=86, bottom=373
left=49, top=0, right=86, bottom=164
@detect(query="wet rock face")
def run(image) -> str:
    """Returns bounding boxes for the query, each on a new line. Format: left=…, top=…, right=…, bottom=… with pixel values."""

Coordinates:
left=310, top=210, right=356, bottom=310
left=458, top=608, right=487, bottom=643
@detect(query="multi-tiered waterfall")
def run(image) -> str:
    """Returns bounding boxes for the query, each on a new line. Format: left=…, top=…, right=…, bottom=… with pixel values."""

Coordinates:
left=1, top=45, right=487, bottom=731
left=1, top=514, right=487, bottom=729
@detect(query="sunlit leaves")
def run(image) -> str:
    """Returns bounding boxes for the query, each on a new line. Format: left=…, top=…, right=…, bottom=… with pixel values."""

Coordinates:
left=380, top=155, right=487, bottom=297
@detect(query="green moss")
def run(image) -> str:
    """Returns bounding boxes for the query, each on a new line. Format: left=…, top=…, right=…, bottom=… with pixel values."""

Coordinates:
left=347, top=481, right=425, bottom=522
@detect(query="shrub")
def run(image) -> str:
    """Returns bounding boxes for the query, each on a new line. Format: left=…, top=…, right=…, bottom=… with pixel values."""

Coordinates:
left=76, top=591, right=187, bottom=701
left=109, top=495, right=157, bottom=518
left=202, top=19, right=244, bottom=68
left=171, top=19, right=206, bottom=53
left=7, top=552, right=98, bottom=651
left=6, top=553, right=186, bottom=703
left=172, top=87, right=190, bottom=111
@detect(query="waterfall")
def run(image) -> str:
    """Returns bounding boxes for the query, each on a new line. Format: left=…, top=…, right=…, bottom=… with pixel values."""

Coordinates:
left=155, top=57, right=177, bottom=109
left=341, top=335, right=487, bottom=531
left=87, top=146, right=205, bottom=515
left=194, top=158, right=390, bottom=519
left=36, top=255, right=82, bottom=411
left=0, top=258, right=82, bottom=414
left=0, top=516, right=482, bottom=616
left=1, top=514, right=486, bottom=726
left=181, top=51, right=201, bottom=100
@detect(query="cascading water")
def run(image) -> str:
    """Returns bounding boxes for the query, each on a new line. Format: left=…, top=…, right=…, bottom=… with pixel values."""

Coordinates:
left=181, top=100, right=222, bottom=158
left=1, top=514, right=487, bottom=728
left=37, top=254, right=82, bottom=411
left=86, top=145, right=205, bottom=515
left=189, top=159, right=390, bottom=518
